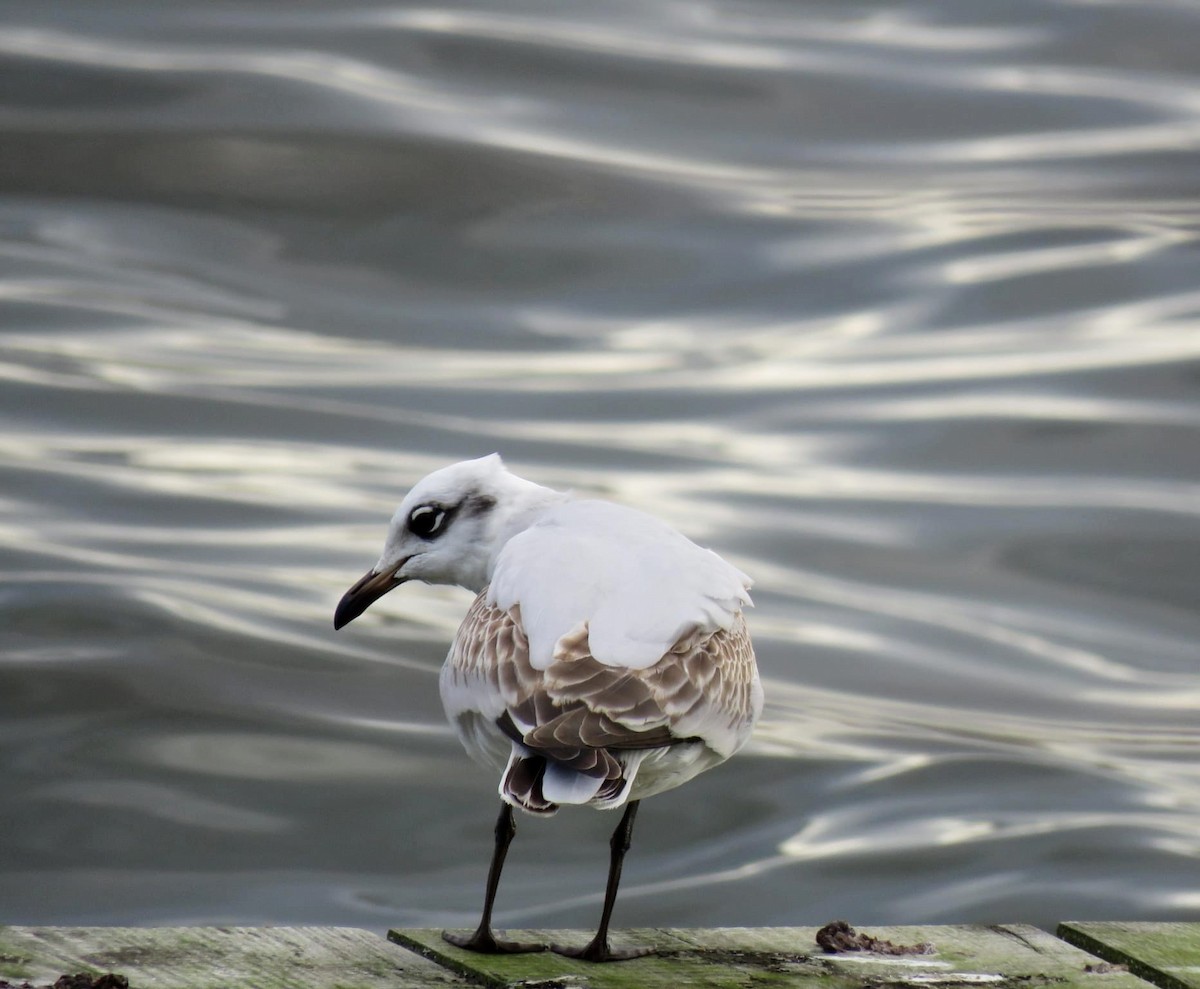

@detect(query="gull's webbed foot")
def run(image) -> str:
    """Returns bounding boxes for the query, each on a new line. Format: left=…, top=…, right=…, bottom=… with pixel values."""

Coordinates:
left=549, top=937, right=654, bottom=963
left=442, top=927, right=545, bottom=954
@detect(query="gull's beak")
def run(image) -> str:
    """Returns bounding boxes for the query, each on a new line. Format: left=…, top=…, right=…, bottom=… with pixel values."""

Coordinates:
left=334, top=561, right=407, bottom=630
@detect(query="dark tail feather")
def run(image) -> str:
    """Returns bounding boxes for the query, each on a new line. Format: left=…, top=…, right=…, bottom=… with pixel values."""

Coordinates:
left=502, top=755, right=558, bottom=815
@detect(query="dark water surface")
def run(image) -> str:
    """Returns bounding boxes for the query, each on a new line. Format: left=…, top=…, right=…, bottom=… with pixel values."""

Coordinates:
left=2, top=0, right=1200, bottom=931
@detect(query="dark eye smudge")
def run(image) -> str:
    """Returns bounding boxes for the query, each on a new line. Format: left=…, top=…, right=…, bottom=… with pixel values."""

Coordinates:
left=407, top=491, right=493, bottom=540
left=466, top=493, right=497, bottom=516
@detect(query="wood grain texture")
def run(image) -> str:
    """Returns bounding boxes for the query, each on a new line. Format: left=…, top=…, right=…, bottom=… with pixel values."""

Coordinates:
left=0, top=925, right=463, bottom=989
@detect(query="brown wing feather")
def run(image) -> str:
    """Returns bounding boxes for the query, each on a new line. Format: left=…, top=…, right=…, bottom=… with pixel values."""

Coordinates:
left=447, top=589, right=756, bottom=769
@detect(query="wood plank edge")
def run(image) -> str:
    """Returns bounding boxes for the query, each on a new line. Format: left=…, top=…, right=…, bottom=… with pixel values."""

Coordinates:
left=1056, top=923, right=1190, bottom=989
left=387, top=929, right=498, bottom=989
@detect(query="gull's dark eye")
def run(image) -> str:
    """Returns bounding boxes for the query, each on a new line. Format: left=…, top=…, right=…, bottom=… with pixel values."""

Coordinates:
left=408, top=504, right=448, bottom=539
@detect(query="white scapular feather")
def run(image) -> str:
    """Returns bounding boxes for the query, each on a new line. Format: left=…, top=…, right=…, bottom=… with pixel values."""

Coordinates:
left=487, top=500, right=752, bottom=670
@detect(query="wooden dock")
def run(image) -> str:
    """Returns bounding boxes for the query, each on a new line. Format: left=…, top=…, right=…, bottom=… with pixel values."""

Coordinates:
left=0, top=921, right=1195, bottom=989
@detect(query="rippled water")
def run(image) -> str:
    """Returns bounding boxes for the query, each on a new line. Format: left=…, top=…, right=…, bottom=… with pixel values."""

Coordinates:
left=2, top=0, right=1199, bottom=932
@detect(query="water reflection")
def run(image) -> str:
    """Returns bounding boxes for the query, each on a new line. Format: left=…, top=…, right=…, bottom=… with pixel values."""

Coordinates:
left=1, top=0, right=1198, bottom=933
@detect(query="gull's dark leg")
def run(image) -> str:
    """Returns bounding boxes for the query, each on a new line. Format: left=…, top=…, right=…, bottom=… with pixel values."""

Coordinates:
left=443, top=802, right=545, bottom=954
left=551, top=799, right=653, bottom=962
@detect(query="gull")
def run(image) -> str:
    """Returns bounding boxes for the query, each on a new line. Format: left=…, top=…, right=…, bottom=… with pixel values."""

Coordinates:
left=334, top=455, right=762, bottom=962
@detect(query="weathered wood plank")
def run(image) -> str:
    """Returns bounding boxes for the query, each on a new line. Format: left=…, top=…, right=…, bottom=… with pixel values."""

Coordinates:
left=1058, top=922, right=1200, bottom=989
left=394, top=923, right=1157, bottom=989
left=0, top=926, right=465, bottom=989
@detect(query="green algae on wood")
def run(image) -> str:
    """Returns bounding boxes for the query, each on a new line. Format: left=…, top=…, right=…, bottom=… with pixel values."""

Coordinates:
left=0, top=926, right=462, bottom=989
left=393, top=923, right=1157, bottom=989
left=1059, top=922, right=1200, bottom=989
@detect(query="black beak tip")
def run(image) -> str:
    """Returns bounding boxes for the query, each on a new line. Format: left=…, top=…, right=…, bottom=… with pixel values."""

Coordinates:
left=334, top=566, right=406, bottom=631
left=333, top=587, right=372, bottom=631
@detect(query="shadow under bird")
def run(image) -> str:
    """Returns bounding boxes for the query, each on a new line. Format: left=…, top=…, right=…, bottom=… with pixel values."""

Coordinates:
left=334, top=455, right=762, bottom=962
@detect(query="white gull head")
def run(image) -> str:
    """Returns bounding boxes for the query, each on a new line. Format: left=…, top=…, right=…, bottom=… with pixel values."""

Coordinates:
left=334, top=454, right=566, bottom=627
